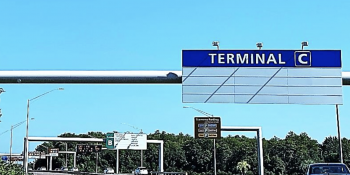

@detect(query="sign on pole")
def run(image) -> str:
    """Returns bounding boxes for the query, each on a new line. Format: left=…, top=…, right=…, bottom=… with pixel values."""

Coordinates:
left=9, top=156, right=23, bottom=161
left=113, top=133, right=147, bottom=150
left=48, top=148, right=59, bottom=157
left=28, top=151, right=46, bottom=159
left=182, top=50, right=342, bottom=104
left=1, top=156, right=8, bottom=161
left=76, top=144, right=102, bottom=153
left=194, top=117, right=221, bottom=139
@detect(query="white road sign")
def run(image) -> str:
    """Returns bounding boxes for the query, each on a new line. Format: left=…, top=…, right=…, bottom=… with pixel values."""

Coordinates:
left=114, top=133, right=147, bottom=150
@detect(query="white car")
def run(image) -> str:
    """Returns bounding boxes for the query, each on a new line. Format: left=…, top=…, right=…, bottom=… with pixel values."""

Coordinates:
left=69, top=167, right=79, bottom=171
left=104, top=167, right=115, bottom=174
left=135, top=167, right=148, bottom=175
left=61, top=166, right=69, bottom=171
left=38, top=167, right=46, bottom=171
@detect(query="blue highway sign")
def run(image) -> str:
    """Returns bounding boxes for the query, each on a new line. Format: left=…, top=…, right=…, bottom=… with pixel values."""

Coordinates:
left=1, top=156, right=8, bottom=161
left=182, top=50, right=341, bottom=67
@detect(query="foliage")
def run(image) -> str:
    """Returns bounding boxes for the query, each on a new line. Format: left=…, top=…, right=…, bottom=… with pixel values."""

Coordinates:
left=236, top=160, right=250, bottom=175
left=0, top=161, right=28, bottom=175
left=32, top=130, right=348, bottom=175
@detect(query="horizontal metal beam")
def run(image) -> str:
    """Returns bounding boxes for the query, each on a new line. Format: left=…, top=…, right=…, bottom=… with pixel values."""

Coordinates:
left=221, top=126, right=261, bottom=132
left=0, top=70, right=349, bottom=85
left=28, top=136, right=103, bottom=142
left=0, top=153, right=21, bottom=156
left=0, top=71, right=181, bottom=84
left=344, top=71, right=350, bottom=85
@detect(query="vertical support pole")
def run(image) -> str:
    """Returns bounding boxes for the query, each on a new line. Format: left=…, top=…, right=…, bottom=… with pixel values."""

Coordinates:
left=213, top=139, right=217, bottom=175
left=74, top=152, right=76, bottom=167
left=46, top=156, right=48, bottom=170
left=257, top=128, right=264, bottom=175
left=96, top=152, right=98, bottom=173
left=141, top=150, right=143, bottom=167
left=25, top=99, right=30, bottom=175
left=159, top=141, right=164, bottom=172
left=10, top=126, right=13, bottom=164
left=65, top=143, right=67, bottom=167
left=23, top=137, right=26, bottom=172
left=116, top=149, right=119, bottom=174
left=49, top=156, right=52, bottom=171
left=336, top=104, right=343, bottom=163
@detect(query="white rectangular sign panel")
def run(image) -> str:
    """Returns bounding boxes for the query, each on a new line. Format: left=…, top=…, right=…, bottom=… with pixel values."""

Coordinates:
left=114, top=133, right=147, bottom=150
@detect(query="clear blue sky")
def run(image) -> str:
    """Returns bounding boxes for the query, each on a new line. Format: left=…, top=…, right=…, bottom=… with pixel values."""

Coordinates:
left=0, top=0, right=349, bottom=155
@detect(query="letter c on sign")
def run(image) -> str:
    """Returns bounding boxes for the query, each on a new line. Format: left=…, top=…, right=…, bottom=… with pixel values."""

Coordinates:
left=298, top=54, right=308, bottom=64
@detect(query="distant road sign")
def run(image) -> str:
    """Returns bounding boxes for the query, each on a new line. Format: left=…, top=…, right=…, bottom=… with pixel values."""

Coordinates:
left=194, top=117, right=221, bottom=139
left=1, top=156, right=7, bottom=161
left=28, top=151, right=46, bottom=159
left=76, top=144, right=102, bottom=153
left=182, top=50, right=342, bottom=104
left=49, top=148, right=59, bottom=156
left=105, top=137, right=114, bottom=149
left=10, top=156, right=23, bottom=161
left=113, top=133, right=147, bottom=150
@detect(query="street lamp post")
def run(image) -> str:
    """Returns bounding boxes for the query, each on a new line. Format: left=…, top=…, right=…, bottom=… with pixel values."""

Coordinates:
left=9, top=118, right=34, bottom=164
left=0, top=88, right=5, bottom=122
left=24, top=88, right=64, bottom=175
left=183, top=106, right=217, bottom=175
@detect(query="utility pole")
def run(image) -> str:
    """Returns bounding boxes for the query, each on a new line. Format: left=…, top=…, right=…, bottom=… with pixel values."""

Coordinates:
left=96, top=152, right=98, bottom=173
left=336, top=105, right=343, bottom=163
left=10, top=125, right=13, bottom=163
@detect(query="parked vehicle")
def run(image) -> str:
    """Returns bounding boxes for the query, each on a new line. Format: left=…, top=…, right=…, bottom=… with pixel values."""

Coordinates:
left=135, top=167, right=148, bottom=175
left=307, top=163, right=350, bottom=174
left=38, top=167, right=46, bottom=171
left=104, top=167, right=115, bottom=174
left=69, top=167, right=79, bottom=171
left=61, top=166, right=69, bottom=171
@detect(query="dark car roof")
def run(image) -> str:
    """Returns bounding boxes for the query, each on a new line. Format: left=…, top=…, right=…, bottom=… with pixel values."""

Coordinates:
left=310, top=163, right=347, bottom=166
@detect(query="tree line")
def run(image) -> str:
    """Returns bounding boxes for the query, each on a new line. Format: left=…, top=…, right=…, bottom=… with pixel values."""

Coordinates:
left=27, top=130, right=350, bottom=175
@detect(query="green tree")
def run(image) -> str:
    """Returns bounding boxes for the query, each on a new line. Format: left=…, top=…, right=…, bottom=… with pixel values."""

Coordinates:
left=236, top=160, right=250, bottom=175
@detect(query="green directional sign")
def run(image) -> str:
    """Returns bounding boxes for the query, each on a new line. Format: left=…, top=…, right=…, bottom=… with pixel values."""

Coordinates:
left=106, top=138, right=114, bottom=149
left=106, top=132, right=115, bottom=149
left=106, top=132, right=114, bottom=138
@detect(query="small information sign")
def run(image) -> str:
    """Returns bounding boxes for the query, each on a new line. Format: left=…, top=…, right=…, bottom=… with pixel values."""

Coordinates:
left=194, top=117, right=221, bottom=139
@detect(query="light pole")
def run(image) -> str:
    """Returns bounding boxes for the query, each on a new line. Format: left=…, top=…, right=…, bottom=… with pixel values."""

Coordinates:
left=10, top=118, right=34, bottom=164
left=183, top=106, right=217, bottom=175
left=0, top=88, right=5, bottom=122
left=301, top=41, right=308, bottom=50
left=24, top=88, right=64, bottom=175
left=256, top=42, right=263, bottom=50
